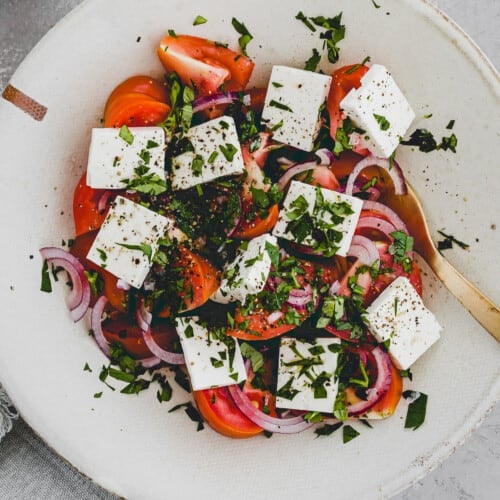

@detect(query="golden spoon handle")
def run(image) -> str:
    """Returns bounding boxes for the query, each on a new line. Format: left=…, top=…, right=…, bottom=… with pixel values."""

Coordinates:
left=425, top=249, right=500, bottom=341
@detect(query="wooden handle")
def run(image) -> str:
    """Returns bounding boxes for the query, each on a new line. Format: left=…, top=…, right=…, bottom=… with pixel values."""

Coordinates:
left=428, top=251, right=500, bottom=341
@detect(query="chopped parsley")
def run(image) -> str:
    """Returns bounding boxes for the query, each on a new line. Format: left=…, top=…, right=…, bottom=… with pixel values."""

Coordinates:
left=304, top=48, right=321, bottom=72
left=40, top=260, right=52, bottom=293
left=118, top=125, right=134, bottom=145
left=342, top=425, right=360, bottom=443
left=231, top=17, right=253, bottom=56
left=403, top=390, right=428, bottom=430
left=373, top=113, right=390, bottom=131
left=116, top=242, right=153, bottom=262
left=193, top=15, right=207, bottom=26
left=269, top=100, right=293, bottom=112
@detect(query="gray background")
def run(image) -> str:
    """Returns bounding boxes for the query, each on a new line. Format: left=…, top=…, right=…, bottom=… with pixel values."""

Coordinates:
left=0, top=1, right=499, bottom=498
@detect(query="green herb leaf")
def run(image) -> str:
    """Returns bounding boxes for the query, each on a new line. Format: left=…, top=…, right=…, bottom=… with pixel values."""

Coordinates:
left=116, top=242, right=153, bottom=262
left=40, top=260, right=52, bottom=293
left=342, top=425, right=360, bottom=443
left=118, top=125, right=134, bottom=145
left=304, top=48, right=321, bottom=72
left=269, top=99, right=293, bottom=112
left=315, top=421, right=343, bottom=437
left=193, top=15, right=207, bottom=26
left=373, top=113, right=390, bottom=131
left=219, top=143, right=238, bottom=161
left=404, top=391, right=428, bottom=430
left=295, top=11, right=317, bottom=32
left=231, top=17, right=253, bottom=55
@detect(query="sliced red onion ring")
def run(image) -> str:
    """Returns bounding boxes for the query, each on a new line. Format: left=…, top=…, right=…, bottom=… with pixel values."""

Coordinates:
left=91, top=296, right=161, bottom=367
left=315, top=148, right=335, bottom=166
left=90, top=295, right=111, bottom=357
left=39, top=247, right=91, bottom=322
left=362, top=200, right=409, bottom=233
left=192, top=91, right=239, bottom=113
left=277, top=161, right=317, bottom=191
left=116, top=279, right=131, bottom=291
left=347, top=235, right=380, bottom=266
left=286, top=285, right=314, bottom=310
left=347, top=346, right=392, bottom=417
left=345, top=155, right=407, bottom=197
left=136, top=301, right=185, bottom=365
left=227, top=384, right=314, bottom=434
left=356, top=215, right=397, bottom=241
left=97, top=190, right=114, bottom=213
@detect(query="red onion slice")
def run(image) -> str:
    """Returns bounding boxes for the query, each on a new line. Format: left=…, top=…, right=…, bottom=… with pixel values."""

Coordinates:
left=91, top=296, right=162, bottom=367
left=136, top=301, right=185, bottom=365
left=345, top=155, right=407, bottom=197
left=39, top=247, right=91, bottom=322
left=277, top=161, right=317, bottom=191
left=347, top=346, right=392, bottom=417
left=362, top=200, right=409, bottom=233
left=97, top=190, right=114, bottom=213
left=227, top=384, right=314, bottom=434
left=90, top=295, right=111, bottom=357
left=356, top=215, right=397, bottom=241
left=192, top=91, right=239, bottom=113
left=347, top=235, right=380, bottom=265
left=286, top=285, right=314, bottom=310
left=315, top=148, right=335, bottom=166
left=267, top=310, right=284, bottom=325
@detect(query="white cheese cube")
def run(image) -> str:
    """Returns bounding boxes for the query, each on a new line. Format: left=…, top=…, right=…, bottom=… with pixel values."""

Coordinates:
left=175, top=316, right=247, bottom=391
left=365, top=276, right=441, bottom=370
left=276, top=337, right=341, bottom=413
left=340, top=64, right=415, bottom=158
left=261, top=66, right=332, bottom=152
left=87, top=196, right=172, bottom=288
left=86, top=127, right=166, bottom=189
left=171, top=116, right=245, bottom=190
left=272, top=180, right=362, bottom=257
left=211, top=234, right=278, bottom=304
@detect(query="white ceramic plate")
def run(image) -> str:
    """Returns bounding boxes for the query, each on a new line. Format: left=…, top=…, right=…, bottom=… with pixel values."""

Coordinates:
left=0, top=0, right=498, bottom=498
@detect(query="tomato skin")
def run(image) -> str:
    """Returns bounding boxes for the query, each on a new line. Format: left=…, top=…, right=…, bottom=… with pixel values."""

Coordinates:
left=232, top=203, right=279, bottom=240
left=155, top=246, right=219, bottom=317
left=72, top=173, right=110, bottom=236
left=103, top=92, right=170, bottom=128
left=157, top=34, right=254, bottom=95
left=101, top=312, right=179, bottom=359
left=327, top=64, right=369, bottom=139
left=70, top=230, right=128, bottom=312
left=192, top=387, right=263, bottom=438
left=105, top=75, right=169, bottom=109
left=365, top=362, right=403, bottom=418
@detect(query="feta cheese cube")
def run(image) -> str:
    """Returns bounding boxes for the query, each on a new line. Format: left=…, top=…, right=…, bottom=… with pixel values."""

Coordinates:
left=340, top=64, right=415, bottom=158
left=87, top=196, right=172, bottom=288
left=272, top=180, right=362, bottom=257
left=175, top=316, right=247, bottom=391
left=276, top=337, right=341, bottom=413
left=365, top=276, right=441, bottom=370
left=211, top=234, right=278, bottom=304
left=86, top=127, right=166, bottom=189
left=171, top=116, right=245, bottom=190
left=261, top=66, right=332, bottom=152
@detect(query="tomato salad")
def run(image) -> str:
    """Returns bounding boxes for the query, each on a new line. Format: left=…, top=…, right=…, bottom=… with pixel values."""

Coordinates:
left=40, top=20, right=442, bottom=440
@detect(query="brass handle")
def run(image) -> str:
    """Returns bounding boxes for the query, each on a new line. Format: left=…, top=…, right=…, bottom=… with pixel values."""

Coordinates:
left=426, top=249, right=500, bottom=341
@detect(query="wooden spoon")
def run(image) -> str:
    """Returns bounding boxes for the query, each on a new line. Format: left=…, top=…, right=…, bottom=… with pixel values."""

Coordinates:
left=383, top=183, right=500, bottom=342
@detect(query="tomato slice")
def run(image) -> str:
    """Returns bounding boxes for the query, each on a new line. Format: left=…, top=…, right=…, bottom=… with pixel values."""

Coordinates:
left=157, top=34, right=254, bottom=95
left=192, top=386, right=263, bottom=438
left=105, top=75, right=169, bottom=110
left=102, top=311, right=179, bottom=360
left=155, top=246, right=219, bottom=317
left=364, top=362, right=403, bottom=418
left=232, top=202, right=279, bottom=240
left=327, top=64, right=369, bottom=139
left=70, top=230, right=128, bottom=312
left=72, top=172, right=110, bottom=236
left=103, top=92, right=170, bottom=128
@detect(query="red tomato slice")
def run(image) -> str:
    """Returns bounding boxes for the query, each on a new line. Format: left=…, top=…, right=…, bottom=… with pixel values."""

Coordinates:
left=103, top=92, right=170, bottom=128
left=105, top=75, right=169, bottom=110
left=327, top=64, right=369, bottom=139
left=232, top=203, right=279, bottom=240
left=72, top=172, right=110, bottom=236
left=192, top=387, right=263, bottom=438
left=157, top=34, right=254, bottom=95
left=155, top=246, right=219, bottom=317
left=102, top=311, right=179, bottom=360
left=70, top=230, right=128, bottom=312
left=364, top=362, right=403, bottom=418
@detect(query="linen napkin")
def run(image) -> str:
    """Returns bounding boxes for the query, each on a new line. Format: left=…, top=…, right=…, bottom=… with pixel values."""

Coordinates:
left=0, top=384, right=18, bottom=442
